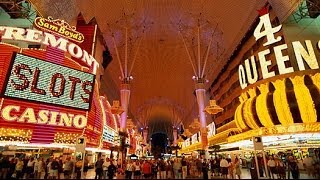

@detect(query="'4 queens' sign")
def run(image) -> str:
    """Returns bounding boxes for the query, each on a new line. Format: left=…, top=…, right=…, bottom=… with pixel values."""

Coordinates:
left=238, top=8, right=320, bottom=89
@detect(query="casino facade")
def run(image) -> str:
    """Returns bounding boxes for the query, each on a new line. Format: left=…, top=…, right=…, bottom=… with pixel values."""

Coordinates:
left=179, top=2, right=320, bottom=164
left=0, top=4, right=140, bottom=163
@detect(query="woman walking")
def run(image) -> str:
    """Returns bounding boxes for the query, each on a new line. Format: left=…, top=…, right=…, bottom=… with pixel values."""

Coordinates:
left=234, top=158, right=241, bottom=179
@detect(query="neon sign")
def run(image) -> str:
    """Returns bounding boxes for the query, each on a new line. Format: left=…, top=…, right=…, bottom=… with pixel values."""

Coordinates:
left=0, top=26, right=99, bottom=74
left=0, top=105, right=87, bottom=129
left=34, top=17, right=84, bottom=43
left=238, top=13, right=320, bottom=89
left=102, top=126, right=116, bottom=143
left=2, top=53, right=95, bottom=110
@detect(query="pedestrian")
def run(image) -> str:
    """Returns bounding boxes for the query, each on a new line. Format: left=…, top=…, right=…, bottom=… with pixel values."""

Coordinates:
left=95, top=158, right=104, bottom=179
left=133, top=161, right=141, bottom=179
left=103, top=158, right=111, bottom=179
left=142, top=160, right=152, bottom=179
left=26, top=157, right=35, bottom=179
left=288, top=156, right=299, bottom=179
left=75, top=158, right=82, bottom=179
left=159, top=159, right=166, bottom=179
left=166, top=160, right=173, bottom=179
left=267, top=156, right=277, bottom=179
left=15, top=158, right=24, bottom=179
left=108, top=161, right=117, bottom=179
left=202, top=159, right=209, bottom=179
left=234, top=158, right=241, bottom=179
left=50, top=158, right=59, bottom=179
left=220, top=157, right=229, bottom=179
left=173, top=158, right=182, bottom=179
left=125, top=160, right=134, bottom=179
left=181, top=157, right=188, bottom=179
left=83, top=157, right=89, bottom=178
left=63, top=157, right=74, bottom=179
left=276, top=157, right=286, bottom=179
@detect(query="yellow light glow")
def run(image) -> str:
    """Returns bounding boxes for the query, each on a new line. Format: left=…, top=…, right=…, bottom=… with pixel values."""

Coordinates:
left=54, top=132, right=81, bottom=144
left=243, top=88, right=259, bottom=129
left=256, top=83, right=274, bottom=127
left=235, top=94, right=248, bottom=130
left=290, top=76, right=317, bottom=123
left=272, top=79, right=294, bottom=126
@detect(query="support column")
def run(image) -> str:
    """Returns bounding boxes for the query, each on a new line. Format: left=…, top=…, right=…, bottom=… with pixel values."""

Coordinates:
left=120, top=83, right=130, bottom=132
left=195, top=82, right=209, bottom=158
left=143, top=129, right=148, bottom=144
left=173, top=128, right=178, bottom=146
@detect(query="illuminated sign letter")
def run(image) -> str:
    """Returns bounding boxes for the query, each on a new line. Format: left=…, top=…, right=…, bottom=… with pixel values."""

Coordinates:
left=48, top=111, right=59, bottom=125
left=25, top=29, right=43, bottom=43
left=58, top=113, right=73, bottom=127
left=49, top=73, right=66, bottom=98
left=239, top=65, right=247, bottom=89
left=38, top=110, right=50, bottom=124
left=292, top=40, right=319, bottom=71
left=1, top=105, right=20, bottom=121
left=244, top=56, right=258, bottom=84
left=18, top=108, right=37, bottom=123
left=1, top=27, right=26, bottom=41
left=10, top=64, right=31, bottom=91
left=42, top=32, right=68, bottom=52
left=274, top=44, right=294, bottom=75
left=73, top=115, right=87, bottom=129
left=258, top=49, right=275, bottom=79
left=68, top=43, right=83, bottom=59
left=31, top=67, right=46, bottom=95
left=254, top=13, right=282, bottom=46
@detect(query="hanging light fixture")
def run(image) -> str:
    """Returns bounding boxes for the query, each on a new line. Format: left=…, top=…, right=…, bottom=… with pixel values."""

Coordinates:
left=189, top=118, right=201, bottom=130
left=204, top=100, right=223, bottom=115
left=110, top=100, right=124, bottom=115
left=182, top=128, right=193, bottom=138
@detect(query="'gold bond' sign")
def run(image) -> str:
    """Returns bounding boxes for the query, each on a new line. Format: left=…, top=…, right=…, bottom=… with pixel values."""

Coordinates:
left=34, top=16, right=84, bottom=43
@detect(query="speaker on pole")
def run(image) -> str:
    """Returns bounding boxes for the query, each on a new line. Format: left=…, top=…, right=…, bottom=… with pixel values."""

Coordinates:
left=102, top=46, right=113, bottom=69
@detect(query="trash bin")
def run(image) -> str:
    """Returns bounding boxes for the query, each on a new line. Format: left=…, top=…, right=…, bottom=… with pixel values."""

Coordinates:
left=250, top=168, right=258, bottom=179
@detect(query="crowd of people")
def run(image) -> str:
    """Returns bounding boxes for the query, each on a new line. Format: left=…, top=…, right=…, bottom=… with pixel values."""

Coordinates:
left=1, top=153, right=320, bottom=179
left=0, top=156, right=88, bottom=179
left=93, top=156, right=240, bottom=179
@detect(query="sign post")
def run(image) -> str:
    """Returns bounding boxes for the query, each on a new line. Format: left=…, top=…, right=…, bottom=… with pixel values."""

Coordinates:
left=253, top=136, right=269, bottom=179
left=75, top=136, right=86, bottom=178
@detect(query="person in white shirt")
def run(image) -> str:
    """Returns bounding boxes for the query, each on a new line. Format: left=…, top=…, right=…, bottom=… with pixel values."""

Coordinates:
left=267, top=156, right=276, bottom=179
left=220, top=157, right=229, bottom=179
